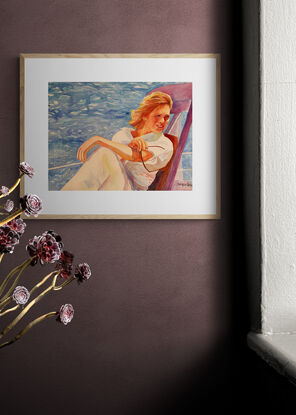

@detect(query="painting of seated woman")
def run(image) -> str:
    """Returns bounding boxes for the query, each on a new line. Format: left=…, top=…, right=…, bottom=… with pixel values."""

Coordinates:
left=48, top=82, right=192, bottom=191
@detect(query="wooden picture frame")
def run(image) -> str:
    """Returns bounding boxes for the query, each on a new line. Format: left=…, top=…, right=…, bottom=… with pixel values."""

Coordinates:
left=20, top=54, right=220, bottom=219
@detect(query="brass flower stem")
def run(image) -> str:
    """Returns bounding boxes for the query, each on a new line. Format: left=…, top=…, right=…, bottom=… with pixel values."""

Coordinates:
left=0, top=209, right=23, bottom=227
left=0, top=303, right=18, bottom=317
left=54, top=276, right=75, bottom=291
left=0, top=257, right=31, bottom=297
left=0, top=296, right=12, bottom=312
left=29, top=271, right=56, bottom=297
left=0, top=254, right=4, bottom=264
left=0, top=265, right=22, bottom=297
left=0, top=273, right=59, bottom=340
left=0, top=271, right=57, bottom=314
left=0, top=259, right=32, bottom=302
left=0, top=311, right=58, bottom=349
left=0, top=178, right=21, bottom=199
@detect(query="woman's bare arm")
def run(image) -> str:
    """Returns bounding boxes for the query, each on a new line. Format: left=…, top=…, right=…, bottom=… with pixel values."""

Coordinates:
left=77, top=136, right=153, bottom=163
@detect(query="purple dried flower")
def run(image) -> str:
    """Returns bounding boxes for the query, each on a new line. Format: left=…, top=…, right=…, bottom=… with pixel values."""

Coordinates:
left=4, top=199, right=14, bottom=213
left=19, top=162, right=35, bottom=178
left=13, top=286, right=30, bottom=305
left=7, top=218, right=26, bottom=236
left=0, top=226, right=20, bottom=254
left=0, top=186, right=9, bottom=196
left=58, top=304, right=74, bottom=325
left=74, top=263, right=91, bottom=282
left=26, top=235, right=39, bottom=265
left=56, top=250, right=74, bottom=279
left=20, top=194, right=42, bottom=217
left=26, top=230, right=63, bottom=265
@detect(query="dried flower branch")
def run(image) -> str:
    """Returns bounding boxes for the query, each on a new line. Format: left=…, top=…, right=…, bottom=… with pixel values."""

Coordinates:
left=0, top=259, right=32, bottom=303
left=0, top=304, right=18, bottom=317
left=0, top=180, right=20, bottom=199
left=0, top=162, right=34, bottom=201
left=20, top=194, right=42, bottom=217
left=0, top=311, right=58, bottom=349
left=4, top=200, right=14, bottom=213
left=0, top=226, right=20, bottom=254
left=0, top=186, right=10, bottom=197
left=19, top=162, right=34, bottom=178
left=0, top=296, right=13, bottom=313
left=0, top=272, right=59, bottom=340
left=58, top=304, right=74, bottom=325
left=0, top=209, right=23, bottom=227
left=75, top=263, right=91, bottom=282
left=0, top=257, right=31, bottom=297
left=0, top=271, right=56, bottom=315
left=27, top=230, right=62, bottom=266
left=0, top=162, right=91, bottom=348
left=12, top=286, right=30, bottom=305
left=56, top=250, right=74, bottom=279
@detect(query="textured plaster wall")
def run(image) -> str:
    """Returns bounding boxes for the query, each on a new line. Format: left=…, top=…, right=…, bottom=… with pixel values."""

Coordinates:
left=261, top=0, right=296, bottom=333
left=0, top=1, right=233, bottom=414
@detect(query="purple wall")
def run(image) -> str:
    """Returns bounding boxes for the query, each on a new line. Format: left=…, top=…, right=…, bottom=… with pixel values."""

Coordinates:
left=0, top=1, right=233, bottom=413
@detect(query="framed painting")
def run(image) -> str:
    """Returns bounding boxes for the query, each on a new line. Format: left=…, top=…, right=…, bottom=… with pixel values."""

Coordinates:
left=20, top=54, right=220, bottom=219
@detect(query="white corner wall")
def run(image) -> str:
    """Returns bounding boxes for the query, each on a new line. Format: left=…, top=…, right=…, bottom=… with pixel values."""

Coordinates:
left=262, top=0, right=296, bottom=333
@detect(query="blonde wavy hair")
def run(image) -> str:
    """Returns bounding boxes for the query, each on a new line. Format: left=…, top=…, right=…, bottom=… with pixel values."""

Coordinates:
left=129, top=91, right=173, bottom=128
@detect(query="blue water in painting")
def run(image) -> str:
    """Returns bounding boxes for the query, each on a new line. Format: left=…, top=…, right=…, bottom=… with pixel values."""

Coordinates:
left=48, top=82, right=192, bottom=190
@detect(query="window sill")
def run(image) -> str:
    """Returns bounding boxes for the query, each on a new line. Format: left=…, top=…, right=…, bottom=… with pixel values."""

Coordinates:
left=248, top=332, right=296, bottom=385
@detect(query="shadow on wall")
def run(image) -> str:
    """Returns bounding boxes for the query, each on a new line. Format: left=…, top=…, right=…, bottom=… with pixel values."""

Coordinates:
left=0, top=220, right=233, bottom=415
left=129, top=339, right=234, bottom=414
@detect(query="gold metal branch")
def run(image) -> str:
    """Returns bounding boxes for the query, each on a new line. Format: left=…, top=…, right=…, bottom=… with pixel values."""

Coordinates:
left=0, top=258, right=32, bottom=302
left=29, top=271, right=57, bottom=297
left=0, top=178, right=21, bottom=200
left=0, top=311, right=58, bottom=349
left=0, top=209, right=23, bottom=227
left=0, top=296, right=12, bottom=312
left=0, top=273, right=59, bottom=340
left=53, top=276, right=75, bottom=291
left=0, top=271, right=57, bottom=315
left=0, top=258, right=31, bottom=297
left=0, top=254, right=4, bottom=264
left=0, top=304, right=18, bottom=317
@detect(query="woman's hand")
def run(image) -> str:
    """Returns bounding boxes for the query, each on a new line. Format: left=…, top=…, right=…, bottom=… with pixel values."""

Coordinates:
left=77, top=136, right=101, bottom=163
left=128, top=138, right=148, bottom=152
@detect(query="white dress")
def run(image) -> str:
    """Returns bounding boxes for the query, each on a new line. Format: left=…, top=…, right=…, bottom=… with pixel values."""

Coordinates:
left=61, top=128, right=173, bottom=191
left=112, top=128, right=173, bottom=190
